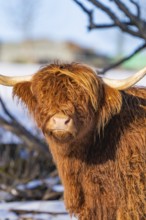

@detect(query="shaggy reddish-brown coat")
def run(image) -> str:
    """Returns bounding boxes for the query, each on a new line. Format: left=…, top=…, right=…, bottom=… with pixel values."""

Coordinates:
left=13, top=63, right=146, bottom=220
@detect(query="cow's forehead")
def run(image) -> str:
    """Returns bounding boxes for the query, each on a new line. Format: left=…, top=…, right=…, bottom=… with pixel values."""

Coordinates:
left=33, top=63, right=96, bottom=79
left=33, top=63, right=99, bottom=90
left=31, top=63, right=100, bottom=111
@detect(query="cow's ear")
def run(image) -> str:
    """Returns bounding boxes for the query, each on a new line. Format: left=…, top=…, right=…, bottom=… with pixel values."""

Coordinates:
left=13, top=82, right=37, bottom=114
left=97, top=83, right=122, bottom=133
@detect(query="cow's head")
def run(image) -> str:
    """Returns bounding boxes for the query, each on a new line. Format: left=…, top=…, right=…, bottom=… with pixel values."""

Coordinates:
left=1, top=63, right=146, bottom=148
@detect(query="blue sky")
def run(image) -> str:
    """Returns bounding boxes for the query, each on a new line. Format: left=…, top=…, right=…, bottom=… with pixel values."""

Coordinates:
left=0, top=0, right=144, bottom=56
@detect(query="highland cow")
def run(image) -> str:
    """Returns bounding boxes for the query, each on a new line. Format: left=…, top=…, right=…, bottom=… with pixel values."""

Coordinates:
left=0, top=63, right=146, bottom=220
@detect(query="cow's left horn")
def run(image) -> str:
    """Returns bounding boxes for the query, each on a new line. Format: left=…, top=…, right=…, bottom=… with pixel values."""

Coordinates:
left=102, top=67, right=146, bottom=90
left=0, top=75, right=33, bottom=86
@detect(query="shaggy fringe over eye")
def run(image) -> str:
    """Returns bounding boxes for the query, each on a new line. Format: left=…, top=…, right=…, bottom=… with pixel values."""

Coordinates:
left=34, top=62, right=102, bottom=111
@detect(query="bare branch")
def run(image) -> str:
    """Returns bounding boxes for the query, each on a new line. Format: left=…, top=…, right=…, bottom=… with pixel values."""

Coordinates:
left=73, top=0, right=94, bottom=30
left=73, top=0, right=146, bottom=71
left=114, top=0, right=143, bottom=33
left=76, top=0, right=143, bottom=38
left=87, top=0, right=139, bottom=36
left=74, top=0, right=135, bottom=30
left=0, top=97, right=16, bottom=121
left=99, top=42, right=146, bottom=74
left=88, top=21, right=134, bottom=30
left=0, top=97, right=49, bottom=154
left=0, top=116, right=48, bottom=154
left=129, top=0, right=141, bottom=18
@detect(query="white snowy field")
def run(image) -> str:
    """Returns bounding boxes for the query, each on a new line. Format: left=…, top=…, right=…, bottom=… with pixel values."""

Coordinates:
left=0, top=63, right=146, bottom=219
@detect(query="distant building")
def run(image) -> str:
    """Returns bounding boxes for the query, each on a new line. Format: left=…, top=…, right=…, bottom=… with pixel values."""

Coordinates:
left=0, top=39, right=109, bottom=67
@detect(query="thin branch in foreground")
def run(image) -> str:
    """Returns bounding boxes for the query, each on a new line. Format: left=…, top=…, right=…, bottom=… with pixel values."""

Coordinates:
left=99, top=42, right=146, bottom=74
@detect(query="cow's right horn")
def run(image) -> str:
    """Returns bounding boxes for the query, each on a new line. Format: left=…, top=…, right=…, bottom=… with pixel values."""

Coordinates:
left=0, top=75, right=33, bottom=87
left=102, top=67, right=146, bottom=90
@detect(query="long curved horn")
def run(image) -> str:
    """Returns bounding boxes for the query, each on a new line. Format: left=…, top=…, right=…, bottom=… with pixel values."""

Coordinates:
left=102, top=67, right=146, bottom=90
left=0, top=75, right=33, bottom=86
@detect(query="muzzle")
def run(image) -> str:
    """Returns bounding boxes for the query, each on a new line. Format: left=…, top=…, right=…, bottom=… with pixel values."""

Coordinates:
left=45, top=113, right=77, bottom=142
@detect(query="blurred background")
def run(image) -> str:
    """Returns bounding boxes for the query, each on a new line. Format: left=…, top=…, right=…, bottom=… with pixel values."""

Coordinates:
left=0, top=0, right=146, bottom=219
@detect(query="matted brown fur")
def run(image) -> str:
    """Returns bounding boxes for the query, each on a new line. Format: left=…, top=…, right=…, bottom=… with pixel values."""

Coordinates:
left=13, top=63, right=146, bottom=220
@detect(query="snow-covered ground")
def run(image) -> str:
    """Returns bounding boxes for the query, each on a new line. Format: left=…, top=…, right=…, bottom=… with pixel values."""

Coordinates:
left=0, top=201, right=77, bottom=220
left=0, top=63, right=146, bottom=219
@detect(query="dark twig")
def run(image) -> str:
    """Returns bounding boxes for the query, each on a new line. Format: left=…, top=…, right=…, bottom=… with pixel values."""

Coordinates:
left=87, top=0, right=141, bottom=37
left=73, top=0, right=94, bottom=30
left=129, top=0, right=141, bottom=18
left=88, top=21, right=133, bottom=30
left=114, top=0, right=139, bottom=23
left=73, top=0, right=146, bottom=70
left=99, top=42, right=146, bottom=74
left=75, top=0, right=143, bottom=38
left=114, top=0, right=144, bottom=34
left=74, top=0, right=133, bottom=30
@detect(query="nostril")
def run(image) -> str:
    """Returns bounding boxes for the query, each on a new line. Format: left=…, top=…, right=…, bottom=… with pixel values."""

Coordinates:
left=65, top=118, right=70, bottom=125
